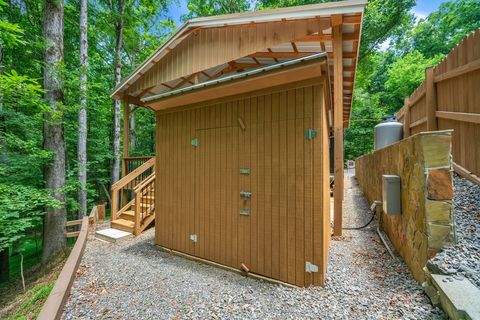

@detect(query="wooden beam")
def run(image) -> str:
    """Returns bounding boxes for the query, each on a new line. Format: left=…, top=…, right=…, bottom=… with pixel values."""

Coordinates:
left=201, top=71, right=212, bottom=79
left=250, top=51, right=356, bottom=59
left=138, top=86, right=155, bottom=98
left=425, top=67, right=438, bottom=131
left=250, top=51, right=311, bottom=59
left=436, top=111, right=480, bottom=124
left=330, top=66, right=355, bottom=72
left=148, top=62, right=325, bottom=111
left=123, top=97, right=130, bottom=162
left=161, top=83, right=174, bottom=90
left=173, top=73, right=197, bottom=89
left=434, top=58, right=480, bottom=83
left=291, top=42, right=298, bottom=53
left=293, top=32, right=359, bottom=42
left=267, top=48, right=279, bottom=63
left=332, top=14, right=343, bottom=237
left=403, top=98, right=410, bottom=138
left=342, top=15, right=362, bottom=24
left=331, top=76, right=354, bottom=82
left=328, top=52, right=356, bottom=59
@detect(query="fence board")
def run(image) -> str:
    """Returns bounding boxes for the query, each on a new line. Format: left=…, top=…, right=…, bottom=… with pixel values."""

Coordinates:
left=396, top=28, right=480, bottom=179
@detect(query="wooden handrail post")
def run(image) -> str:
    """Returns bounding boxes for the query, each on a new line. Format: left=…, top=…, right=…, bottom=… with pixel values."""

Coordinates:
left=111, top=189, right=117, bottom=221
left=403, top=97, right=410, bottom=138
left=134, top=191, right=141, bottom=236
left=122, top=97, right=130, bottom=178
left=425, top=67, right=438, bottom=131
left=332, top=14, right=344, bottom=237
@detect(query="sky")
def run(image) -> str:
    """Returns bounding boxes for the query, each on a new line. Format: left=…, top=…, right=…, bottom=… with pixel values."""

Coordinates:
left=168, top=0, right=450, bottom=26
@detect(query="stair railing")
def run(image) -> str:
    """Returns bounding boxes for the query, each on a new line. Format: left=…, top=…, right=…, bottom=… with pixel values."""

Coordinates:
left=111, top=157, right=155, bottom=221
left=133, top=173, right=155, bottom=235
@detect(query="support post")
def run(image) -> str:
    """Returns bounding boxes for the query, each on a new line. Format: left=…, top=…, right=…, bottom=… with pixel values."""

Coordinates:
left=425, top=67, right=438, bottom=131
left=122, top=97, right=130, bottom=177
left=332, top=14, right=344, bottom=237
left=403, top=97, right=410, bottom=138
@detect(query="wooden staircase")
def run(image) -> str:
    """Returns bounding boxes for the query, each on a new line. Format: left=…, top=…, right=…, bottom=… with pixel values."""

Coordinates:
left=111, top=157, right=156, bottom=236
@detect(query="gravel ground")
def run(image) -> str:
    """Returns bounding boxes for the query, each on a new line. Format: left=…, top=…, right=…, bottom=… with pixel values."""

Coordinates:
left=427, top=173, right=480, bottom=288
left=63, top=175, right=444, bottom=319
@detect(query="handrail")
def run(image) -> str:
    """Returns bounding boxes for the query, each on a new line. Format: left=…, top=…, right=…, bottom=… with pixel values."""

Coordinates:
left=112, top=157, right=155, bottom=190
left=134, top=175, right=155, bottom=236
left=123, top=156, right=154, bottom=160
left=111, top=157, right=155, bottom=221
left=134, top=172, right=155, bottom=192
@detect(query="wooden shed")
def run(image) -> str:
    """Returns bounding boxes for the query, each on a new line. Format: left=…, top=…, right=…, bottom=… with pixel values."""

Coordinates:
left=111, top=0, right=366, bottom=287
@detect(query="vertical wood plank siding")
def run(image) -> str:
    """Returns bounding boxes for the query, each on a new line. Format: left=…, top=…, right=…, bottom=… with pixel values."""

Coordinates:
left=155, top=81, right=330, bottom=286
left=396, top=29, right=480, bottom=178
left=127, top=19, right=329, bottom=95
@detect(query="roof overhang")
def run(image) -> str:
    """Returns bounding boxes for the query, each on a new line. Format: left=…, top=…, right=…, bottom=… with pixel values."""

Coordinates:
left=111, top=0, right=366, bottom=127
left=110, top=0, right=366, bottom=99
left=145, top=54, right=327, bottom=112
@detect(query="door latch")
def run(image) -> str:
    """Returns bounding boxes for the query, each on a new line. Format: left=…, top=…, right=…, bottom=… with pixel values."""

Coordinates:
left=240, top=191, right=252, bottom=199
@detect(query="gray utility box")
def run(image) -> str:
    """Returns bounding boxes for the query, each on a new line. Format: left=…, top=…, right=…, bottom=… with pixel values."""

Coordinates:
left=382, top=175, right=402, bottom=215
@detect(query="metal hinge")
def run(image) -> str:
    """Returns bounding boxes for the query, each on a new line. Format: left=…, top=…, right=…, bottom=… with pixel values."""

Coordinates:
left=240, top=209, right=250, bottom=216
left=240, top=168, right=250, bottom=175
left=191, top=138, right=198, bottom=147
left=305, top=261, right=318, bottom=273
left=190, top=234, right=198, bottom=242
left=305, top=129, right=318, bottom=140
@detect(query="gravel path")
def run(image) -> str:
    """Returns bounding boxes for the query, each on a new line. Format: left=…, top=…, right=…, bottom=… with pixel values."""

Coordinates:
left=63, top=175, right=443, bottom=319
left=427, top=174, right=480, bottom=288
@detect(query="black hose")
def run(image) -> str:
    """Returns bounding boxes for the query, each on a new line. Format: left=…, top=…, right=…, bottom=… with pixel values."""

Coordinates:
left=342, top=212, right=375, bottom=230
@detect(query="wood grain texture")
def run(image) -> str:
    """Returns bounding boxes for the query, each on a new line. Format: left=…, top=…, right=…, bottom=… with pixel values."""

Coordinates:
left=155, top=82, right=329, bottom=286
left=396, top=28, right=480, bottom=178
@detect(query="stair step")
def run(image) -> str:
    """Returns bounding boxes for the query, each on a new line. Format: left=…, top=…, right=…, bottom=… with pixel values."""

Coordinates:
left=121, top=210, right=135, bottom=222
left=111, top=219, right=134, bottom=233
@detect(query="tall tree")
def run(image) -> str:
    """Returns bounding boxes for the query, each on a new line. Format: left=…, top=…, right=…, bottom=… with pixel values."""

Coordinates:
left=42, top=0, right=66, bottom=262
left=111, top=0, right=126, bottom=184
left=77, top=0, right=88, bottom=217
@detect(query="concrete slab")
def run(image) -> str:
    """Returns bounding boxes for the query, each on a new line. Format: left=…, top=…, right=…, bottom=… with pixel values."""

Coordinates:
left=95, top=228, right=133, bottom=243
left=431, top=274, right=480, bottom=320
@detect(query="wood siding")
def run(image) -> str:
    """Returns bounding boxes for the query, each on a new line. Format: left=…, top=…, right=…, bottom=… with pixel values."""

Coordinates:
left=155, top=81, right=330, bottom=287
left=396, top=29, right=480, bottom=178
left=127, top=19, right=330, bottom=95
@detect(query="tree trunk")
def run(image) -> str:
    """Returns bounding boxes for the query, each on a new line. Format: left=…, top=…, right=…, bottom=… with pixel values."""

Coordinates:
left=42, top=0, right=66, bottom=263
left=129, top=106, right=135, bottom=152
left=77, top=0, right=88, bottom=218
left=111, top=0, right=126, bottom=183
left=0, top=249, right=9, bottom=282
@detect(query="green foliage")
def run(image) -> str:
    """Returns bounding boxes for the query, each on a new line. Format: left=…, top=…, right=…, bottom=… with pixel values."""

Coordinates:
left=0, top=185, right=60, bottom=251
left=183, top=0, right=251, bottom=19
left=384, top=51, right=443, bottom=109
left=397, top=0, right=480, bottom=58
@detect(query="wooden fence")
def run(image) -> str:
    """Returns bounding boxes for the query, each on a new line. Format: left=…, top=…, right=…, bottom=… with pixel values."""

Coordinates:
left=396, top=28, right=480, bottom=183
left=37, top=206, right=99, bottom=320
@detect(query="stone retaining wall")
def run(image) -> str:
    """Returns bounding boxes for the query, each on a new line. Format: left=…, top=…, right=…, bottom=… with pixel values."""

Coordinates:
left=355, top=130, right=456, bottom=282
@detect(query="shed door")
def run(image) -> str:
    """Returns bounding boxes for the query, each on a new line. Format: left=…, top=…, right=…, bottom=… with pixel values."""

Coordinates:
left=237, top=117, right=315, bottom=286
left=194, top=126, right=239, bottom=267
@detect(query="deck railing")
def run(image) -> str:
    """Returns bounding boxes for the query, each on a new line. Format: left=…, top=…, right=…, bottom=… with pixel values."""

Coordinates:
left=111, top=157, right=155, bottom=221
left=123, top=156, right=154, bottom=176
left=133, top=173, right=155, bottom=235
